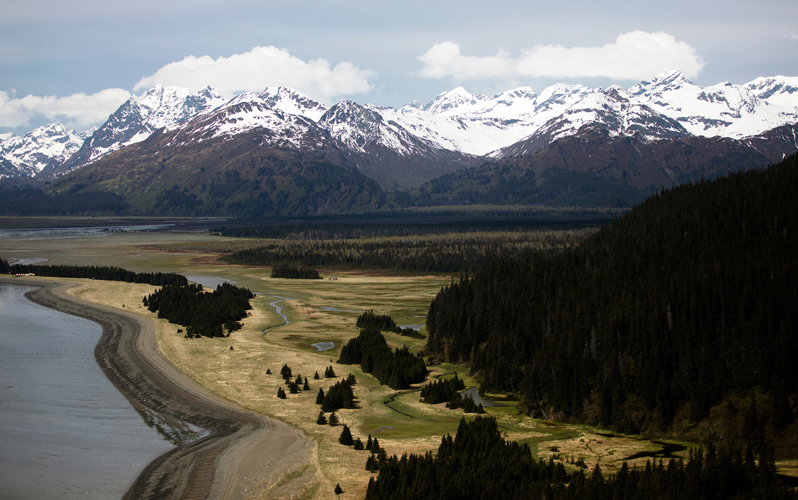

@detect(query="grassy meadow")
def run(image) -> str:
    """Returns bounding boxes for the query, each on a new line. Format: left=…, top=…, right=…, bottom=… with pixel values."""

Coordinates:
left=2, top=221, right=703, bottom=499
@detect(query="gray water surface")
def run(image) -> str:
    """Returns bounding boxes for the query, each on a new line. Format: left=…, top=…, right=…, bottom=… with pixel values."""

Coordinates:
left=185, top=275, right=237, bottom=289
left=0, top=283, right=176, bottom=500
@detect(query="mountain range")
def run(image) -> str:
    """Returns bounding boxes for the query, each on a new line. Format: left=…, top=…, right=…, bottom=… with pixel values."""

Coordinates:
left=1, top=70, right=796, bottom=214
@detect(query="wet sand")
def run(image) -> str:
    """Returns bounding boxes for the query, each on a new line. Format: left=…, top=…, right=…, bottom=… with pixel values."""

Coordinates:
left=3, top=277, right=316, bottom=500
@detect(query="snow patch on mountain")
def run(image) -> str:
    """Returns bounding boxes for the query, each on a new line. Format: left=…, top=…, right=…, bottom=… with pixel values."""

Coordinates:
left=0, top=123, right=87, bottom=177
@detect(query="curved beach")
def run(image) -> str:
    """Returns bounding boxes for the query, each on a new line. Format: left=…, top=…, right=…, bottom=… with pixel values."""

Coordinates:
left=9, top=277, right=316, bottom=500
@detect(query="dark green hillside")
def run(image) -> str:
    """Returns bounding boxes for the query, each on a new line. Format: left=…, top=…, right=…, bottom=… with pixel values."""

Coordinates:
left=426, top=153, right=798, bottom=453
left=396, top=126, right=787, bottom=209
left=45, top=129, right=388, bottom=217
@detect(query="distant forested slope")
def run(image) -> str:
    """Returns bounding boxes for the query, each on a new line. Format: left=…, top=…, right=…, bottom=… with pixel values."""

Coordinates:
left=425, top=152, right=798, bottom=452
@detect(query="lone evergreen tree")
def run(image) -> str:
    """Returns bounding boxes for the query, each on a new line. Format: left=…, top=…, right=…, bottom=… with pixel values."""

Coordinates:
left=316, top=388, right=325, bottom=404
left=339, top=424, right=354, bottom=445
left=314, top=371, right=320, bottom=380
left=303, top=379, right=310, bottom=391
left=334, top=484, right=343, bottom=495
left=329, top=412, right=339, bottom=426
left=316, top=411, right=327, bottom=425
left=277, top=387, right=286, bottom=399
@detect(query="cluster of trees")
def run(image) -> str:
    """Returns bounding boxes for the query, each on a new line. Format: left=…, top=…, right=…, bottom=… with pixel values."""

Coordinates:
left=318, top=378, right=356, bottom=411
left=357, top=310, right=424, bottom=339
left=222, top=229, right=593, bottom=274
left=3, top=261, right=187, bottom=287
left=338, top=328, right=427, bottom=390
left=425, top=154, right=798, bottom=446
left=357, top=310, right=399, bottom=331
left=144, top=282, right=254, bottom=338
left=446, top=393, right=486, bottom=414
left=270, top=265, right=320, bottom=279
left=419, top=375, right=465, bottom=404
left=363, top=416, right=795, bottom=500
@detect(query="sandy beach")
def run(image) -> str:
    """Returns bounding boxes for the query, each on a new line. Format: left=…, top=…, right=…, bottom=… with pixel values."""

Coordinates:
left=4, top=277, right=317, bottom=500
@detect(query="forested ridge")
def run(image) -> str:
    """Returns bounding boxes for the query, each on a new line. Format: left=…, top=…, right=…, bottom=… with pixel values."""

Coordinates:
left=426, top=153, right=798, bottom=452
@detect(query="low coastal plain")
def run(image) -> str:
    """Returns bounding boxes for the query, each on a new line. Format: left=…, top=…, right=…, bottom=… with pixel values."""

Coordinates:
left=2, top=221, right=729, bottom=499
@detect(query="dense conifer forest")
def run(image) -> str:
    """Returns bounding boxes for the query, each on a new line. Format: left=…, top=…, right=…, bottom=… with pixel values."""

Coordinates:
left=144, top=282, right=254, bottom=338
left=425, top=153, right=798, bottom=454
left=365, top=416, right=795, bottom=500
left=0, top=260, right=187, bottom=287
left=338, top=327, right=427, bottom=390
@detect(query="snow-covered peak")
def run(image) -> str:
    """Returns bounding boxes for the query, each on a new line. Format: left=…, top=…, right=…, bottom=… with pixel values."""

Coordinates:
left=226, top=87, right=327, bottom=121
left=136, top=85, right=225, bottom=130
left=0, top=122, right=86, bottom=176
left=629, top=69, right=694, bottom=97
left=426, top=87, right=490, bottom=114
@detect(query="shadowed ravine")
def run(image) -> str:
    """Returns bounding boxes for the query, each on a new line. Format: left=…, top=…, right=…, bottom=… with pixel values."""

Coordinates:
left=8, top=277, right=316, bottom=500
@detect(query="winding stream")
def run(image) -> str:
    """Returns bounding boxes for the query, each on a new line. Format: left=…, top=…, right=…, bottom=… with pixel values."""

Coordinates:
left=263, top=296, right=292, bottom=332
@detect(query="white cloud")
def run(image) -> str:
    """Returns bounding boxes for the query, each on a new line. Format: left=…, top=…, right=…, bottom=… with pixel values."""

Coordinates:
left=418, top=31, right=705, bottom=81
left=134, top=46, right=374, bottom=100
left=0, top=88, right=131, bottom=130
left=782, top=29, right=798, bottom=41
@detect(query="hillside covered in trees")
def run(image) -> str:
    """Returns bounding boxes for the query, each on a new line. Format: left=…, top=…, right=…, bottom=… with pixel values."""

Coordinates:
left=425, top=153, right=798, bottom=454
left=365, top=416, right=793, bottom=500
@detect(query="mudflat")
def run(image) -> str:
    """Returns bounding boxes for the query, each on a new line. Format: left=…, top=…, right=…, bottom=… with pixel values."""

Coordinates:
left=6, top=277, right=318, bottom=500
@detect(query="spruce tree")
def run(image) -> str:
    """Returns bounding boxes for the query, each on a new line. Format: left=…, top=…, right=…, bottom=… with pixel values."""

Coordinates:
left=334, top=484, right=343, bottom=495
left=316, top=411, right=327, bottom=425
left=339, top=424, right=354, bottom=445
left=277, top=387, right=286, bottom=399
left=303, top=379, right=310, bottom=391
left=316, top=388, right=325, bottom=404
left=314, top=371, right=320, bottom=380
left=328, top=412, right=339, bottom=426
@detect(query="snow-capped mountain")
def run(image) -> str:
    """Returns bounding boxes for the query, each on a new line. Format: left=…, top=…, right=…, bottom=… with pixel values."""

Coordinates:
left=7, top=70, right=798, bottom=189
left=629, top=70, right=798, bottom=138
left=495, top=86, right=691, bottom=158
left=377, top=84, right=592, bottom=155
left=46, top=85, right=225, bottom=177
left=0, top=123, right=93, bottom=178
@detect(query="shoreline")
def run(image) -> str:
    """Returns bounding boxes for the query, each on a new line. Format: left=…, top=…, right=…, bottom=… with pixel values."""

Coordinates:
left=2, top=277, right=317, bottom=499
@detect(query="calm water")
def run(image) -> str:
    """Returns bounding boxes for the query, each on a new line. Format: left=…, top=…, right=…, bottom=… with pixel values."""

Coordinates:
left=0, top=283, right=175, bottom=500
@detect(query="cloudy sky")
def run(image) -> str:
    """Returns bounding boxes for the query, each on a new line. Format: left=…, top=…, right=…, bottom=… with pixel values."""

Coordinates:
left=1, top=0, right=796, bottom=135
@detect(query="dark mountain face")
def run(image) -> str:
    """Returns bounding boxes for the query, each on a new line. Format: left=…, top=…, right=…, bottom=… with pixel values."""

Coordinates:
left=46, top=128, right=388, bottom=217
left=401, top=123, right=798, bottom=209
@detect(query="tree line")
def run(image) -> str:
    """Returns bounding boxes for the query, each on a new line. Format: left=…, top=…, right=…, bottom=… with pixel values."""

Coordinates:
left=144, top=282, right=254, bottom=338
left=356, top=310, right=424, bottom=339
left=1, top=260, right=187, bottom=287
left=364, top=416, right=794, bottom=500
left=424, top=153, right=798, bottom=453
left=270, top=265, right=320, bottom=279
left=222, top=230, right=592, bottom=274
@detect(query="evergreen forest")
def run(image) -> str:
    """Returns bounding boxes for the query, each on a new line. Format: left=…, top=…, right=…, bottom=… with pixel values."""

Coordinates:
left=425, top=153, right=798, bottom=454
left=364, top=416, right=795, bottom=500
left=338, top=327, right=427, bottom=390
left=144, top=282, right=254, bottom=338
